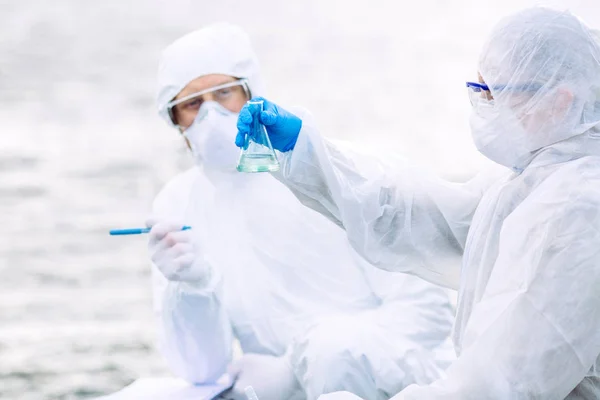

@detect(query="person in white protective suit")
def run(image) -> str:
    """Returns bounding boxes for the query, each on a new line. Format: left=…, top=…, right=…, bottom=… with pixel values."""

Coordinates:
left=147, top=22, right=456, bottom=400
left=234, top=7, right=600, bottom=400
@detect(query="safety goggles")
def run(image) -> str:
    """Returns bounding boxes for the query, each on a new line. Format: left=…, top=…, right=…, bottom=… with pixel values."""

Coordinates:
left=466, top=82, right=494, bottom=106
left=167, top=79, right=250, bottom=124
left=466, top=81, right=543, bottom=107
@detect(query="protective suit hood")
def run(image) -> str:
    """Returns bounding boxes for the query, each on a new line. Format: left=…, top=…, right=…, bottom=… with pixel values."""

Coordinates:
left=156, top=22, right=265, bottom=126
left=477, top=7, right=600, bottom=170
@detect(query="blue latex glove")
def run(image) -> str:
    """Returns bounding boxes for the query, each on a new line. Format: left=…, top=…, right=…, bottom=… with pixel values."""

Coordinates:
left=235, top=97, right=302, bottom=152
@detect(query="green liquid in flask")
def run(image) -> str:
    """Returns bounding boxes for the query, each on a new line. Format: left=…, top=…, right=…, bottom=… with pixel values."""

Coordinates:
left=236, top=99, right=280, bottom=173
left=236, top=153, right=280, bottom=172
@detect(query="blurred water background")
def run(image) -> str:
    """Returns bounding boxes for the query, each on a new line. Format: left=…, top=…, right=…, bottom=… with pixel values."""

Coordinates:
left=0, top=0, right=598, bottom=398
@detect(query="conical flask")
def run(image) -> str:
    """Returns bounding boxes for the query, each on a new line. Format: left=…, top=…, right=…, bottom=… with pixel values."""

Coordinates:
left=236, top=100, right=280, bottom=173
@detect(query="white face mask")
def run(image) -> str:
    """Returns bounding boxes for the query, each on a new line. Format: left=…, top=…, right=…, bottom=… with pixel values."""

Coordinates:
left=470, top=102, right=535, bottom=171
left=183, top=102, right=240, bottom=171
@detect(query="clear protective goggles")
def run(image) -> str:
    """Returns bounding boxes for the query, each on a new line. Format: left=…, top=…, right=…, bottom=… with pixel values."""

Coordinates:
left=466, top=81, right=543, bottom=110
left=466, top=81, right=494, bottom=107
left=167, top=79, right=250, bottom=124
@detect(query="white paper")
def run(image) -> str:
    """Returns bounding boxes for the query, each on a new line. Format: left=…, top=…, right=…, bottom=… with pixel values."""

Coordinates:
left=95, top=376, right=234, bottom=400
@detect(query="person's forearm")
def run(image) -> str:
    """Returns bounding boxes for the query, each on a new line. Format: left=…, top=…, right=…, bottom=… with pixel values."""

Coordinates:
left=274, top=111, right=481, bottom=289
left=156, top=279, right=233, bottom=383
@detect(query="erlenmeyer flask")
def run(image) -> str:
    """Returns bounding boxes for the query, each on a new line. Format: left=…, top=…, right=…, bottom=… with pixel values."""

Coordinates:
left=236, top=100, right=280, bottom=173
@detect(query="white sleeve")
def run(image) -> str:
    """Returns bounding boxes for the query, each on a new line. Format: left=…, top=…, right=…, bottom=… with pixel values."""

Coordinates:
left=274, top=110, right=499, bottom=289
left=150, top=170, right=234, bottom=383
left=392, top=188, right=600, bottom=399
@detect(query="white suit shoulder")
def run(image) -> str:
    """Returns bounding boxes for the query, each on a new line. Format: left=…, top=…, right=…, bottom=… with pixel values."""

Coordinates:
left=541, top=156, right=600, bottom=203
left=511, top=156, right=600, bottom=233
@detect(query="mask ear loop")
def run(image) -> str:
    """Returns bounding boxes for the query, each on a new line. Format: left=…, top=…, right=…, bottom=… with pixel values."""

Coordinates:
left=168, top=78, right=250, bottom=131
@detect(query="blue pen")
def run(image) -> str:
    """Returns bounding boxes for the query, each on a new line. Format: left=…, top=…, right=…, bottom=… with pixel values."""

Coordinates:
left=109, top=226, right=191, bottom=236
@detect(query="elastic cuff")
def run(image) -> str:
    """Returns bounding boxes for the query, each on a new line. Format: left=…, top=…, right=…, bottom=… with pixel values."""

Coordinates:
left=179, top=264, right=221, bottom=296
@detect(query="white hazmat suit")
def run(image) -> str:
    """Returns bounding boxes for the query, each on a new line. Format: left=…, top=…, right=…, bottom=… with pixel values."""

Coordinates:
left=150, top=23, right=455, bottom=400
left=267, top=9, right=600, bottom=400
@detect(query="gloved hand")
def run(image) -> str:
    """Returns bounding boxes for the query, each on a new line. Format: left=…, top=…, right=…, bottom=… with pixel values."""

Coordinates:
left=235, top=97, right=302, bottom=152
left=219, top=353, right=301, bottom=400
left=146, top=218, right=211, bottom=283
left=318, top=392, right=365, bottom=400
